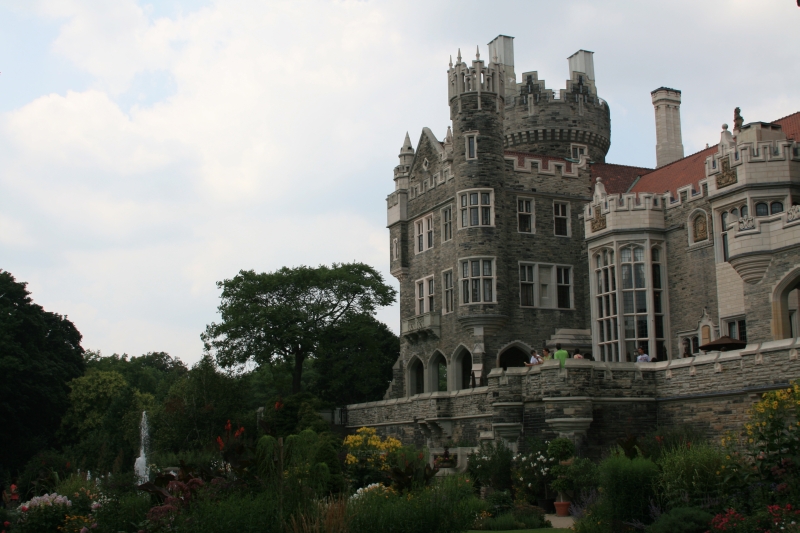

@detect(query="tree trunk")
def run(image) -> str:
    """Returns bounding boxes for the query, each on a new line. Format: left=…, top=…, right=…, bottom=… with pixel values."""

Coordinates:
left=292, top=348, right=306, bottom=394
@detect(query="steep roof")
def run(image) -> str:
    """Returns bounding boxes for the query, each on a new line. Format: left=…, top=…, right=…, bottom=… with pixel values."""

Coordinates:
left=631, top=111, right=800, bottom=197
left=589, top=162, right=653, bottom=194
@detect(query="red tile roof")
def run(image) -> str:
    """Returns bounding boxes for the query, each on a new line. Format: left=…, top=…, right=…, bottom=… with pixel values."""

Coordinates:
left=589, top=163, right=653, bottom=194
left=631, top=111, right=800, bottom=197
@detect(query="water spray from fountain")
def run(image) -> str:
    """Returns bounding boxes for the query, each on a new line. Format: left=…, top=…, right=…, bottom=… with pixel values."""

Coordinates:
left=134, top=411, right=150, bottom=484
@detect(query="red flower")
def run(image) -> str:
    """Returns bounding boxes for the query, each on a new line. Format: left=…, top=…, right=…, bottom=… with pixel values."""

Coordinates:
left=686, top=441, right=692, bottom=449
left=3, top=522, right=9, bottom=527
left=275, top=401, right=283, bottom=411
left=234, top=426, right=245, bottom=438
left=216, top=436, right=225, bottom=451
left=224, top=420, right=232, bottom=432
left=418, top=453, right=424, bottom=460
left=66, top=461, right=71, bottom=469
left=21, top=506, right=28, bottom=512
left=655, top=436, right=664, bottom=445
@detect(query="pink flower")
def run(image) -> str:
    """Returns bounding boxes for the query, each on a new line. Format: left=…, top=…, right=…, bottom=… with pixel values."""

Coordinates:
left=80, top=527, right=89, bottom=533
left=20, top=506, right=28, bottom=512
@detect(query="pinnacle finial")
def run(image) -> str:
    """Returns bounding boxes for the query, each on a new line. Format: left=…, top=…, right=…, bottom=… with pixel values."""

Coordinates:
left=402, top=132, right=413, bottom=152
left=476, top=46, right=480, bottom=60
left=449, top=55, right=453, bottom=68
left=445, top=126, right=453, bottom=143
left=457, top=48, right=462, bottom=63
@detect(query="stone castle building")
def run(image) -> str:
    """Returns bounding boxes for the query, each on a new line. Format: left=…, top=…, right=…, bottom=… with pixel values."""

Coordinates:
left=348, top=35, right=800, bottom=455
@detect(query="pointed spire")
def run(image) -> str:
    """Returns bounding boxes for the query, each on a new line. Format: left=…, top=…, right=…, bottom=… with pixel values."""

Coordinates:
left=476, top=46, right=480, bottom=60
left=457, top=48, right=462, bottom=63
left=444, top=126, right=453, bottom=146
left=449, top=55, right=453, bottom=68
left=402, top=132, right=413, bottom=153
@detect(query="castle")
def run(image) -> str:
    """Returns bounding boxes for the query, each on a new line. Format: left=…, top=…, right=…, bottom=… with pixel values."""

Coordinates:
left=347, top=35, right=800, bottom=456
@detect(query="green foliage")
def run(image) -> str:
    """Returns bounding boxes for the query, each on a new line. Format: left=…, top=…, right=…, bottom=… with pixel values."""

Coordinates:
left=348, top=475, right=482, bottom=533
left=636, top=426, right=708, bottom=462
left=647, top=507, right=713, bottom=533
left=486, top=489, right=513, bottom=516
left=202, top=263, right=396, bottom=394
left=256, top=429, right=342, bottom=496
left=169, top=490, right=282, bottom=533
left=312, top=314, right=399, bottom=406
left=657, top=443, right=725, bottom=509
left=512, top=439, right=555, bottom=502
left=547, top=438, right=576, bottom=462
left=0, top=270, right=85, bottom=475
left=468, top=440, right=513, bottom=491
left=550, top=457, right=598, bottom=498
left=54, top=474, right=100, bottom=515
left=84, top=350, right=187, bottom=402
left=92, top=492, right=150, bottom=533
left=598, top=454, right=659, bottom=525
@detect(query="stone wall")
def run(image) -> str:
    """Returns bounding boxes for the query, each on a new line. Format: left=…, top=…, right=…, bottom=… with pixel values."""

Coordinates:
left=349, top=338, right=800, bottom=458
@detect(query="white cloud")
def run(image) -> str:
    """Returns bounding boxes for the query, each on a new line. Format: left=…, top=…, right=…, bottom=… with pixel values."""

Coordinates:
left=1, top=0, right=798, bottom=365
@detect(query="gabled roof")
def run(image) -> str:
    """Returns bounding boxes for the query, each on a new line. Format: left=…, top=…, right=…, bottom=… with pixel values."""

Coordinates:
left=589, top=162, right=653, bottom=194
left=630, top=111, right=800, bottom=197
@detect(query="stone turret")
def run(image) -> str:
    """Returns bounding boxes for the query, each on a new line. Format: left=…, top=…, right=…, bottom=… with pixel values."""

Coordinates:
left=498, top=37, right=611, bottom=162
left=394, top=132, right=414, bottom=190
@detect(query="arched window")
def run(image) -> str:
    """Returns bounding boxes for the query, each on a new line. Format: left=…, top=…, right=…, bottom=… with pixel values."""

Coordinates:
left=692, top=213, right=708, bottom=242
left=771, top=201, right=784, bottom=215
left=730, top=207, right=739, bottom=219
left=408, top=358, right=424, bottom=396
left=430, top=352, right=447, bottom=392
left=595, top=249, right=618, bottom=362
left=755, top=202, right=769, bottom=217
left=453, top=348, right=473, bottom=390
left=498, top=346, right=528, bottom=370
left=741, top=205, right=749, bottom=217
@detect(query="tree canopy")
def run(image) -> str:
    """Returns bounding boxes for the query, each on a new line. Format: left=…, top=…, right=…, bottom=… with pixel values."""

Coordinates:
left=0, top=270, right=85, bottom=474
left=202, top=263, right=396, bottom=394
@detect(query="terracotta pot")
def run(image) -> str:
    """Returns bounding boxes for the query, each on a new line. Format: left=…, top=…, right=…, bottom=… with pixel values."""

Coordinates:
left=554, top=501, right=572, bottom=517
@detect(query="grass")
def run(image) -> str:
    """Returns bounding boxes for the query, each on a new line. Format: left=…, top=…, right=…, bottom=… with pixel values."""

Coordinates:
left=467, top=530, right=572, bottom=533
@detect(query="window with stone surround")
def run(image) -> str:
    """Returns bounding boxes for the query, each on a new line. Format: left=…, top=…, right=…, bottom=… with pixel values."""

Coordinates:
left=392, top=238, right=398, bottom=260
left=720, top=211, right=730, bottom=261
left=726, top=318, right=747, bottom=342
left=415, top=214, right=434, bottom=254
left=416, top=275, right=434, bottom=315
left=517, top=197, right=534, bottom=233
left=554, top=201, right=570, bottom=236
left=652, top=247, right=666, bottom=360
left=595, top=249, right=619, bottom=362
left=460, top=257, right=495, bottom=304
left=465, top=132, right=478, bottom=160
left=518, top=262, right=572, bottom=309
left=621, top=245, right=649, bottom=361
left=459, top=189, right=494, bottom=229
left=442, top=270, right=454, bottom=314
left=441, top=205, right=453, bottom=242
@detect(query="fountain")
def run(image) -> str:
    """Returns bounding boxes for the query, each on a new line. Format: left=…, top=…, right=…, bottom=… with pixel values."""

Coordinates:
left=134, top=411, right=150, bottom=484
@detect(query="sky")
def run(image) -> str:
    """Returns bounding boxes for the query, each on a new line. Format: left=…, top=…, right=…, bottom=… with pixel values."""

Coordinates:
left=1, top=0, right=798, bottom=366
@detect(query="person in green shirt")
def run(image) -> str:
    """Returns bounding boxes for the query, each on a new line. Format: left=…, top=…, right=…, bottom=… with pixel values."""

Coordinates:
left=553, top=343, right=570, bottom=368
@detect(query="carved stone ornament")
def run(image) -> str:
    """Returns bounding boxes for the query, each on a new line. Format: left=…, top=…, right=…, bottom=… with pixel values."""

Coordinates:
left=590, top=207, right=607, bottom=232
left=788, top=205, right=800, bottom=222
left=716, top=157, right=738, bottom=189
left=693, top=214, right=708, bottom=241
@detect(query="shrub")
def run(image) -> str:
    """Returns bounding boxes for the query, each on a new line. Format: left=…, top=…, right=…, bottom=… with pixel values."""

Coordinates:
left=647, top=507, right=713, bottom=533
left=512, top=439, right=555, bottom=501
left=485, top=489, right=513, bottom=516
left=341, top=427, right=402, bottom=489
left=92, top=492, right=150, bottom=533
left=15, top=493, right=72, bottom=533
left=512, top=501, right=549, bottom=529
left=468, top=440, right=513, bottom=491
left=348, top=475, right=482, bottom=533
left=170, top=490, right=282, bottom=533
left=657, top=443, right=725, bottom=509
left=599, top=455, right=659, bottom=525
left=547, top=438, right=576, bottom=462
left=550, top=457, right=598, bottom=501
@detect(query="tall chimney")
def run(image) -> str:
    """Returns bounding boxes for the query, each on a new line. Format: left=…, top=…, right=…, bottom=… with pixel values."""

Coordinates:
left=651, top=87, right=684, bottom=168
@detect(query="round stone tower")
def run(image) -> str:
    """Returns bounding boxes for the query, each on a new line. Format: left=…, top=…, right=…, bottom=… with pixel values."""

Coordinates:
left=491, top=37, right=611, bottom=163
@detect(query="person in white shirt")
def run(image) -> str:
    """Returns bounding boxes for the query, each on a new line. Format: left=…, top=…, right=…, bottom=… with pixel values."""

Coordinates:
left=525, top=349, right=543, bottom=366
left=636, top=347, right=651, bottom=363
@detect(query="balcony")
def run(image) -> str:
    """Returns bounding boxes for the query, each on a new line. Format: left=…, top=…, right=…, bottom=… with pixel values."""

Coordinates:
left=401, top=312, right=441, bottom=343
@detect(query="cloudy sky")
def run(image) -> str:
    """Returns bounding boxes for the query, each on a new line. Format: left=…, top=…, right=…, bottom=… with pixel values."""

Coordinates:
left=1, top=0, right=798, bottom=366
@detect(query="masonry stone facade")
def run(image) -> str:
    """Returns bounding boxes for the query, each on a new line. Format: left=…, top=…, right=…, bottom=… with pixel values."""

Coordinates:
left=356, top=34, right=800, bottom=455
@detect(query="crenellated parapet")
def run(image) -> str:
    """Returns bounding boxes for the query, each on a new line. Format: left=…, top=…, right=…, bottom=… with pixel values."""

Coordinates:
left=584, top=178, right=666, bottom=239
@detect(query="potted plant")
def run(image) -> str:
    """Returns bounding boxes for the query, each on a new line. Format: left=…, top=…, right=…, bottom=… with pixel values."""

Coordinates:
left=546, top=438, right=577, bottom=517
left=549, top=457, right=598, bottom=518
left=433, top=446, right=457, bottom=469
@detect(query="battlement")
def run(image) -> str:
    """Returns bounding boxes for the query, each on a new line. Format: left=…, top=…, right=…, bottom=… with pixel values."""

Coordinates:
left=584, top=178, right=666, bottom=237
left=447, top=47, right=505, bottom=105
left=503, top=150, right=589, bottom=178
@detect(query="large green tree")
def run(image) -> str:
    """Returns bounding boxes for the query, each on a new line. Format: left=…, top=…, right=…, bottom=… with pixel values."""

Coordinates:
left=202, top=263, right=396, bottom=394
left=0, top=270, right=85, bottom=474
left=313, top=314, right=399, bottom=406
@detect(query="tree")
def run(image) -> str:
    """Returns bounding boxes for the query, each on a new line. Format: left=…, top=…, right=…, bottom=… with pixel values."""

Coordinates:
left=0, top=270, right=85, bottom=475
left=201, top=263, right=396, bottom=394
left=312, top=314, right=399, bottom=405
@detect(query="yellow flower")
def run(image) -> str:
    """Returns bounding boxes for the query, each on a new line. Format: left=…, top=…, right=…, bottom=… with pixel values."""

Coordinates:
left=345, top=454, right=357, bottom=465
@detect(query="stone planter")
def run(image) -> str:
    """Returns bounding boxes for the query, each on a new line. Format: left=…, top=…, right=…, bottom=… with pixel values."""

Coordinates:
left=554, top=501, right=572, bottom=517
